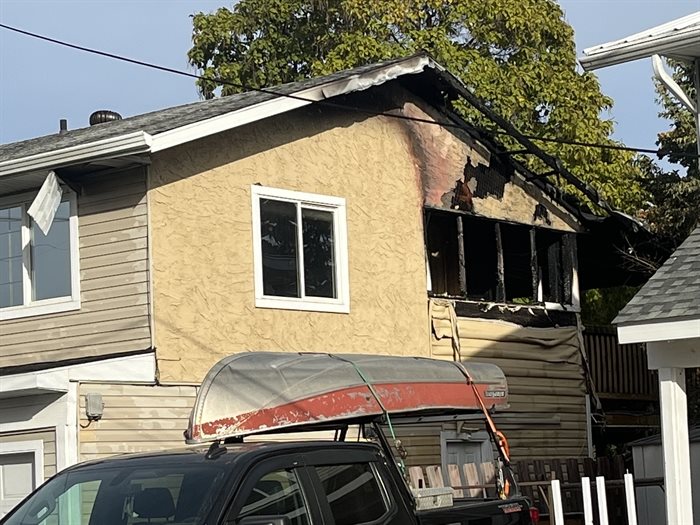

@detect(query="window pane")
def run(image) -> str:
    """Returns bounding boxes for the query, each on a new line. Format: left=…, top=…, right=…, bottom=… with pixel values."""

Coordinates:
left=260, top=199, right=300, bottom=297
left=315, top=463, right=388, bottom=525
left=302, top=208, right=336, bottom=298
left=31, top=201, right=72, bottom=301
left=0, top=206, right=23, bottom=308
left=238, top=469, right=310, bottom=525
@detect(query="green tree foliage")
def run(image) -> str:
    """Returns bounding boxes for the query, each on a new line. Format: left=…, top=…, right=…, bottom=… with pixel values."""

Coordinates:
left=640, top=61, right=700, bottom=249
left=188, top=0, right=646, bottom=212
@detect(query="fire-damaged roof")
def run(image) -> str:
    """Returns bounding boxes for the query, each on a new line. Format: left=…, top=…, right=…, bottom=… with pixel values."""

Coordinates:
left=1, top=53, right=648, bottom=290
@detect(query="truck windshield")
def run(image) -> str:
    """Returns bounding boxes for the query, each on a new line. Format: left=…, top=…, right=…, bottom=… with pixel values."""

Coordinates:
left=2, top=461, right=227, bottom=525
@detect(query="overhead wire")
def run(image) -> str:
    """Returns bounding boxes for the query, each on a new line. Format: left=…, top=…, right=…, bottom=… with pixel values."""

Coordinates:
left=0, top=21, right=695, bottom=159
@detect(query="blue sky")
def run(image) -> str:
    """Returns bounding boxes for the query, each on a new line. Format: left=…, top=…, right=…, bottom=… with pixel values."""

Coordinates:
left=1, top=0, right=699, bottom=163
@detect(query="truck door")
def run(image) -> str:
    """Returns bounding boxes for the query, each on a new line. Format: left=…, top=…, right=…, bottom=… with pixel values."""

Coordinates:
left=301, top=448, right=417, bottom=525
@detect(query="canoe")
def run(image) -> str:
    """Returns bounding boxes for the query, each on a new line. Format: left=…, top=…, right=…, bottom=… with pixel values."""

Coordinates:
left=186, top=352, right=508, bottom=443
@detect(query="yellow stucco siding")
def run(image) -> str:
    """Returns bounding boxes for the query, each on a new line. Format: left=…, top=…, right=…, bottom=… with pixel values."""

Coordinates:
left=149, top=108, right=430, bottom=383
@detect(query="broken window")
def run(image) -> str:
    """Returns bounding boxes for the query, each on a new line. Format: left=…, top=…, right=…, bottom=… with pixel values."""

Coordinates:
left=425, top=208, right=573, bottom=305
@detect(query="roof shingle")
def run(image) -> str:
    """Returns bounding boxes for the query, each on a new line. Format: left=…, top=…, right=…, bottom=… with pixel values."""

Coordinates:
left=615, top=226, right=700, bottom=325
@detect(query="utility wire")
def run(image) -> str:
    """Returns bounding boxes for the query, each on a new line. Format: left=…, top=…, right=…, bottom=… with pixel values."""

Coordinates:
left=0, top=21, right=695, bottom=159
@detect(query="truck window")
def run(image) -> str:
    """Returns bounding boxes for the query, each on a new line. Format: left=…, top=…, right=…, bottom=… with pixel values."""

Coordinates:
left=237, top=469, right=310, bottom=525
left=314, top=464, right=390, bottom=525
left=3, top=464, right=226, bottom=525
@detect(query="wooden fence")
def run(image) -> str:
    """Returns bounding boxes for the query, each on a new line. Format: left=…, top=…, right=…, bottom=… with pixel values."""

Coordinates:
left=407, top=455, right=664, bottom=524
left=584, top=326, right=657, bottom=400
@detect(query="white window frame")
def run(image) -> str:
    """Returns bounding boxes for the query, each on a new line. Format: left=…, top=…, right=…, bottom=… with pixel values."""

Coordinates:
left=0, top=189, right=80, bottom=321
left=251, top=185, right=350, bottom=313
left=0, top=439, right=44, bottom=490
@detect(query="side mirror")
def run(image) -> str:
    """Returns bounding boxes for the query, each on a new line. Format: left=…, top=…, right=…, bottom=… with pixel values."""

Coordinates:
left=238, top=516, right=291, bottom=525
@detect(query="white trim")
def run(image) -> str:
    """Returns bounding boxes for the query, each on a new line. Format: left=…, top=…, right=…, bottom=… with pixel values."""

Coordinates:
left=0, top=439, right=44, bottom=487
left=0, top=131, right=152, bottom=178
left=0, top=190, right=81, bottom=321
left=646, top=339, right=700, bottom=370
left=149, top=55, right=430, bottom=154
left=145, top=166, right=157, bottom=351
left=0, top=352, right=157, bottom=397
left=617, top=318, right=700, bottom=344
left=580, top=12, right=700, bottom=70
left=251, top=185, right=350, bottom=314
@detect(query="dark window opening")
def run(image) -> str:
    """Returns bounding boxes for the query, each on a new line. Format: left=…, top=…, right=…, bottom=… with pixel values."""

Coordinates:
left=463, top=217, right=498, bottom=302
left=536, top=229, right=564, bottom=303
left=426, top=211, right=461, bottom=296
left=425, top=209, right=573, bottom=306
left=501, top=224, right=535, bottom=304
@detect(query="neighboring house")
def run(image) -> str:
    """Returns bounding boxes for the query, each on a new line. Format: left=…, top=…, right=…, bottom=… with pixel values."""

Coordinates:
left=615, top=226, right=700, bottom=525
left=0, top=54, right=639, bottom=511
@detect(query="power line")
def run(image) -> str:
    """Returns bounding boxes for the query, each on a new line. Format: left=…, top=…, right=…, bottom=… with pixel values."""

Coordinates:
left=0, top=21, right=695, bottom=159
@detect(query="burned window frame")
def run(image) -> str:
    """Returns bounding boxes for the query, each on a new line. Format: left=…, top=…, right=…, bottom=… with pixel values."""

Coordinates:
left=251, top=185, right=350, bottom=314
left=425, top=208, right=575, bottom=306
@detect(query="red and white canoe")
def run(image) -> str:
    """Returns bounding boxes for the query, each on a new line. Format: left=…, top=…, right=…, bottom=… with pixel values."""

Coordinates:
left=186, top=352, right=508, bottom=443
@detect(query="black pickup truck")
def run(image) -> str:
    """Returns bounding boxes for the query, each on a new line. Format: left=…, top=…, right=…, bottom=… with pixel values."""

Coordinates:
left=2, top=441, right=534, bottom=525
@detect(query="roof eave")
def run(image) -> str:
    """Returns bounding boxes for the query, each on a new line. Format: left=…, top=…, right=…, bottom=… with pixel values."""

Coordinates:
left=0, top=131, right=153, bottom=179
left=616, top=317, right=700, bottom=344
left=580, top=30, right=700, bottom=71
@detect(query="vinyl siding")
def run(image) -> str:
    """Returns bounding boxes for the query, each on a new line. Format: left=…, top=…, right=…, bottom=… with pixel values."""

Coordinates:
left=0, top=168, right=151, bottom=369
left=0, top=426, right=56, bottom=479
left=430, top=300, right=588, bottom=461
left=78, top=383, right=196, bottom=461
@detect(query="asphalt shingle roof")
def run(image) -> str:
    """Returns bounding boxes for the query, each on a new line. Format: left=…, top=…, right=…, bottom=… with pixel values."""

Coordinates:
left=0, top=57, right=416, bottom=163
left=615, top=226, right=700, bottom=325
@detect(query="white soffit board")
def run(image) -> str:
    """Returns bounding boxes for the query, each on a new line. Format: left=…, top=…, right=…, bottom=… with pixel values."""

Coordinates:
left=580, top=11, right=700, bottom=70
left=617, top=318, right=700, bottom=344
left=0, top=352, right=157, bottom=398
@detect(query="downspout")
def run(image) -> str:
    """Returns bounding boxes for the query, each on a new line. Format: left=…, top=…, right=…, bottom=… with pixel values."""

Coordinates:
left=652, top=54, right=700, bottom=156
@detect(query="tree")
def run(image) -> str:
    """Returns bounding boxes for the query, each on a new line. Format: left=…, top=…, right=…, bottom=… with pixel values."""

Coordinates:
left=188, top=0, right=647, bottom=213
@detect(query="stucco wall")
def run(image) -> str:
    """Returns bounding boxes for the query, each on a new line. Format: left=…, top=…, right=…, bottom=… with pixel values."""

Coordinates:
left=149, top=105, right=430, bottom=383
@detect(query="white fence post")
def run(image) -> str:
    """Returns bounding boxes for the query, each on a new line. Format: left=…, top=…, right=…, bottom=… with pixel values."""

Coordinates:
left=551, top=479, right=565, bottom=525
left=624, top=472, right=638, bottom=525
left=596, top=476, right=609, bottom=525
left=581, top=476, right=594, bottom=525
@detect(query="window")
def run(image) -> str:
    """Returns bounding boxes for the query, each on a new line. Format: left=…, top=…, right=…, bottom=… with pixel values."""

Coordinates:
left=238, top=469, right=310, bottom=525
left=4, top=462, right=226, bottom=525
left=252, top=186, right=349, bottom=313
left=425, top=209, right=574, bottom=306
left=0, top=192, right=79, bottom=320
left=315, top=463, right=390, bottom=525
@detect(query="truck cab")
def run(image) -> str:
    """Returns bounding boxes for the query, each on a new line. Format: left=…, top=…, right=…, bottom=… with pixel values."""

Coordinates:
left=2, top=441, right=532, bottom=525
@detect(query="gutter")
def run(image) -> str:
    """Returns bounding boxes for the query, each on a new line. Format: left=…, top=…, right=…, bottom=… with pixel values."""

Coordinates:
left=580, top=27, right=700, bottom=71
left=0, top=131, right=153, bottom=178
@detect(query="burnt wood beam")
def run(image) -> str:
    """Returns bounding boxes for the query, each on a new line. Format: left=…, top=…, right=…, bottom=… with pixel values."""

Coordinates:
left=495, top=223, right=505, bottom=302
left=530, top=228, right=539, bottom=303
left=562, top=234, right=575, bottom=305
left=456, top=215, right=468, bottom=296
left=548, top=239, right=562, bottom=303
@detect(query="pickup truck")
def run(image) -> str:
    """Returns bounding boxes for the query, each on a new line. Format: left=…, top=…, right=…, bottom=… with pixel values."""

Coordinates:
left=2, top=440, right=535, bottom=525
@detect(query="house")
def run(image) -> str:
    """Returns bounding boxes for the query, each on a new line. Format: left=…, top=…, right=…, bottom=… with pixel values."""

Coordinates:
left=0, top=54, right=640, bottom=512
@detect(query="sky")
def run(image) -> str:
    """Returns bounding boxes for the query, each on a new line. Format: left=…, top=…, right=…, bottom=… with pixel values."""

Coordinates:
left=1, top=0, right=700, bottom=161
